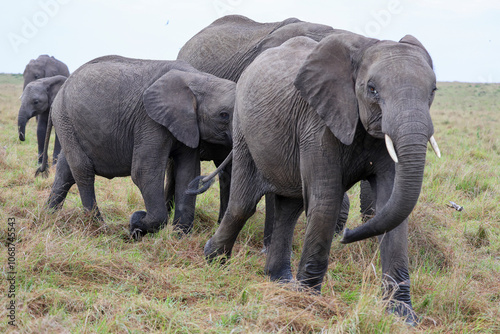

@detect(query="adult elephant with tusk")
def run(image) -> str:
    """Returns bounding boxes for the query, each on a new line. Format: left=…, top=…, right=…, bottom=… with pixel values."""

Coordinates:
left=177, top=14, right=350, bottom=247
left=204, top=32, right=441, bottom=324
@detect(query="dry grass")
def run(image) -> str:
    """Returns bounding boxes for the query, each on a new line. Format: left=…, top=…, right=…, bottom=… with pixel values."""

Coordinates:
left=0, top=74, right=499, bottom=333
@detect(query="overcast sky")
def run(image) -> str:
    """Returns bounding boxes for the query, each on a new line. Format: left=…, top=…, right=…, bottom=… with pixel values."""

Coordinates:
left=1, top=0, right=499, bottom=83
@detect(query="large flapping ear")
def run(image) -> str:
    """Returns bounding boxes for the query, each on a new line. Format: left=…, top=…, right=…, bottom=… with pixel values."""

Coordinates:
left=294, top=32, right=377, bottom=145
left=143, top=70, right=199, bottom=148
left=399, top=35, right=433, bottom=68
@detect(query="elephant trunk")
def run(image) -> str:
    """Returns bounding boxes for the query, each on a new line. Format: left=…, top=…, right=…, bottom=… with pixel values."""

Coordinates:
left=18, top=114, right=28, bottom=141
left=341, top=116, right=431, bottom=244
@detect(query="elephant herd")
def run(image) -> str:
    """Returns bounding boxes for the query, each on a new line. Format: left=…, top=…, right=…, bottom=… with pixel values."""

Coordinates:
left=18, top=15, right=442, bottom=325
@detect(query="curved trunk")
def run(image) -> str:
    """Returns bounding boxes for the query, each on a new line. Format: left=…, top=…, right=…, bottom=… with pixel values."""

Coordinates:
left=341, top=122, right=429, bottom=244
left=18, top=115, right=28, bottom=141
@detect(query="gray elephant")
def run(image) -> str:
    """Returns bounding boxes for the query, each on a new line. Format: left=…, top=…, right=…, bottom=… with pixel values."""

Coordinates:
left=37, top=55, right=235, bottom=238
left=203, top=33, right=441, bottom=324
left=177, top=15, right=351, bottom=246
left=18, top=75, right=67, bottom=165
left=21, top=55, right=69, bottom=164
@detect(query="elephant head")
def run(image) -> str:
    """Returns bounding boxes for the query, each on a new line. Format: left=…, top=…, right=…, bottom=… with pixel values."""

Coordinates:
left=18, top=75, right=67, bottom=141
left=23, top=55, right=70, bottom=89
left=143, top=69, right=235, bottom=149
left=295, top=32, right=441, bottom=243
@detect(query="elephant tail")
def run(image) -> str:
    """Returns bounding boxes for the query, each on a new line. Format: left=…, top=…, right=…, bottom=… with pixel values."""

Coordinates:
left=35, top=110, right=53, bottom=178
left=185, top=151, right=233, bottom=195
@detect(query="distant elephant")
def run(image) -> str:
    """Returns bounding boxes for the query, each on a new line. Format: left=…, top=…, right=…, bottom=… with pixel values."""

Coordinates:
left=177, top=15, right=350, bottom=246
left=37, top=55, right=235, bottom=238
left=203, top=33, right=441, bottom=324
left=18, top=75, right=66, bottom=165
left=21, top=55, right=69, bottom=164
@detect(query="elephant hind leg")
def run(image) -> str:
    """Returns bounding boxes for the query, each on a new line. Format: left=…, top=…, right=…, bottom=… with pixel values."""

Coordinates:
left=204, top=142, right=266, bottom=261
left=47, top=151, right=75, bottom=210
left=264, top=195, right=303, bottom=282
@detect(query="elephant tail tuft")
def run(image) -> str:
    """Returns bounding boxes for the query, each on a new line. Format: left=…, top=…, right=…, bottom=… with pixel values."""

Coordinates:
left=186, top=175, right=215, bottom=195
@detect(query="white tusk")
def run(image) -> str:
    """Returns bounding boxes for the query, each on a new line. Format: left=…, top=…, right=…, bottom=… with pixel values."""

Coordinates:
left=429, top=135, right=441, bottom=158
left=385, top=134, right=398, bottom=163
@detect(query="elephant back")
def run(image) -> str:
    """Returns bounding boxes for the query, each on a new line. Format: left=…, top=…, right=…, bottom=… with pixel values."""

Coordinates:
left=177, top=15, right=301, bottom=81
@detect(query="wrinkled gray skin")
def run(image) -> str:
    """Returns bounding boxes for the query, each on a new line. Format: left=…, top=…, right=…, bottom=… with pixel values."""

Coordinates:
left=205, top=33, right=438, bottom=325
left=43, top=55, right=235, bottom=238
left=20, top=55, right=69, bottom=164
left=177, top=15, right=350, bottom=245
left=18, top=75, right=66, bottom=165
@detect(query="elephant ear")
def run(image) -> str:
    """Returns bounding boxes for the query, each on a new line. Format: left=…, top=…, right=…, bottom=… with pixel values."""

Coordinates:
left=294, top=32, right=377, bottom=145
left=143, top=70, right=199, bottom=148
left=45, top=75, right=67, bottom=105
left=399, top=35, right=433, bottom=68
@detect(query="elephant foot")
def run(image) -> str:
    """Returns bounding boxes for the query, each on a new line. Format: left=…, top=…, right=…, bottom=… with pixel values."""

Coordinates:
left=387, top=301, right=418, bottom=326
left=129, top=211, right=166, bottom=241
left=172, top=221, right=193, bottom=235
left=383, top=278, right=418, bottom=326
left=204, top=238, right=230, bottom=264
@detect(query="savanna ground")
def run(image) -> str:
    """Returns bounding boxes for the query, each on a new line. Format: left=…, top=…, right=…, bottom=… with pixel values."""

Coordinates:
left=0, top=73, right=499, bottom=333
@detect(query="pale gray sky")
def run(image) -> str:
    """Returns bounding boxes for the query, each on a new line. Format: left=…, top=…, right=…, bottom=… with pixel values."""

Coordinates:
left=1, top=0, right=499, bottom=82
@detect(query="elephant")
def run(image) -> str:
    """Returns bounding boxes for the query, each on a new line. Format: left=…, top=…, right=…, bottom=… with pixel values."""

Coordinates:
left=21, top=55, right=69, bottom=164
left=18, top=75, right=67, bottom=165
left=203, top=32, right=441, bottom=324
left=37, top=55, right=235, bottom=238
left=177, top=14, right=351, bottom=247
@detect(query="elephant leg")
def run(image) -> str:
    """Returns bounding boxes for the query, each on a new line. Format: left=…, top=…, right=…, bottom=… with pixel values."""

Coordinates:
left=204, top=143, right=264, bottom=261
left=36, top=113, right=49, bottom=164
left=296, top=145, right=343, bottom=292
left=215, top=159, right=232, bottom=224
left=47, top=152, right=75, bottom=210
left=171, top=147, right=200, bottom=234
left=360, top=179, right=376, bottom=222
left=164, top=158, right=175, bottom=216
left=334, top=192, right=350, bottom=235
left=371, top=176, right=416, bottom=324
left=379, top=219, right=417, bottom=325
left=52, top=132, right=61, bottom=165
left=130, top=147, right=170, bottom=239
left=262, top=193, right=276, bottom=252
left=264, top=195, right=303, bottom=282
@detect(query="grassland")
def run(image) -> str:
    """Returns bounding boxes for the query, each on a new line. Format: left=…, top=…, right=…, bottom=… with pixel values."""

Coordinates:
left=0, top=73, right=499, bottom=333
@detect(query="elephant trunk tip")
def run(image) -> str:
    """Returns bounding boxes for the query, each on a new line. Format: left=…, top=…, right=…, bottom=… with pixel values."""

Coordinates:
left=19, top=131, right=25, bottom=141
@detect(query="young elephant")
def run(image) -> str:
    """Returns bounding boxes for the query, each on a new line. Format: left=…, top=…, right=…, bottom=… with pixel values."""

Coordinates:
left=21, top=55, right=70, bottom=164
left=205, top=33, right=441, bottom=324
left=18, top=75, right=66, bottom=165
left=39, top=55, right=235, bottom=238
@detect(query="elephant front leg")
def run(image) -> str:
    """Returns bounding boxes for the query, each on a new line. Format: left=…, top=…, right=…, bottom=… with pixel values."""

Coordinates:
left=36, top=113, right=49, bottom=164
left=264, top=196, right=303, bottom=282
left=379, top=219, right=417, bottom=325
left=171, top=147, right=200, bottom=234
left=130, top=148, right=170, bottom=240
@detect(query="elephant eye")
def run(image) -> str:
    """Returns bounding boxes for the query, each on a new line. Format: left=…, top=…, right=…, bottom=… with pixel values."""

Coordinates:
left=33, top=99, right=39, bottom=105
left=368, top=83, right=379, bottom=98
left=34, top=75, right=39, bottom=79
left=220, top=111, right=229, bottom=121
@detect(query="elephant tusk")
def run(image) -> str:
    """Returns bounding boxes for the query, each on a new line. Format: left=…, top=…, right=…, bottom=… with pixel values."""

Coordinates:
left=385, top=134, right=398, bottom=163
left=429, top=135, right=441, bottom=158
